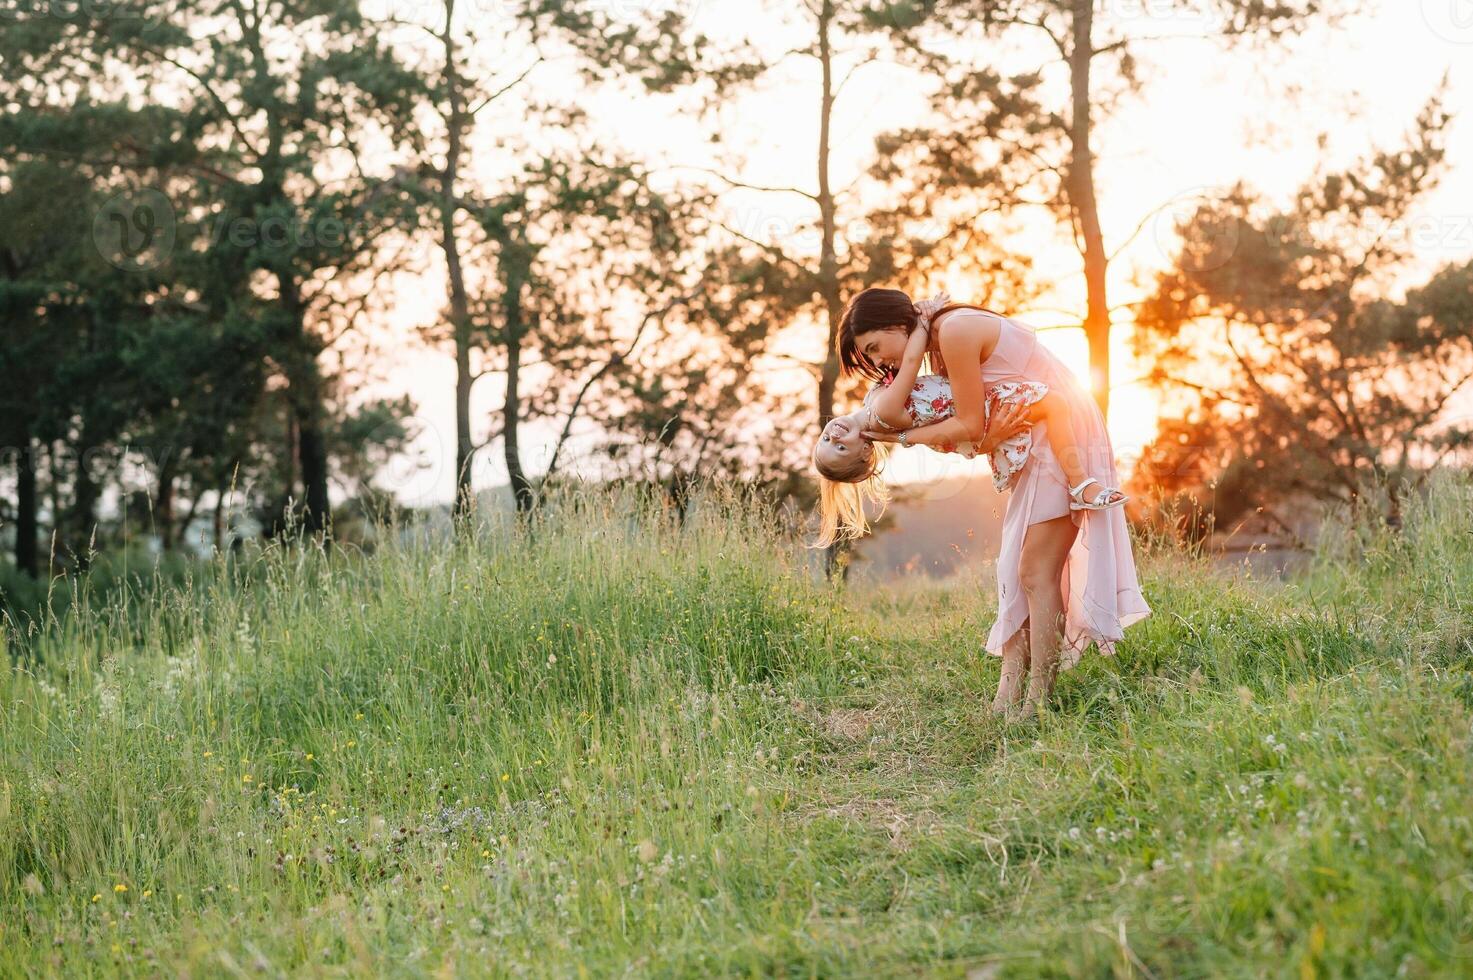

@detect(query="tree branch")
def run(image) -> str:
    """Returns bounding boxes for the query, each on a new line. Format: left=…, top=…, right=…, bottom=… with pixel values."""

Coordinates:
left=468, top=59, right=543, bottom=116
left=665, top=164, right=819, bottom=202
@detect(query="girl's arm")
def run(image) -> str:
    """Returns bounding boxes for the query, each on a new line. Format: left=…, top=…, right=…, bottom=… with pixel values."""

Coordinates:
left=866, top=323, right=931, bottom=429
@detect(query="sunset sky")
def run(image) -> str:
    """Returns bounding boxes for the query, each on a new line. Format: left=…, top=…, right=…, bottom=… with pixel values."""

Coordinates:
left=365, top=1, right=1473, bottom=506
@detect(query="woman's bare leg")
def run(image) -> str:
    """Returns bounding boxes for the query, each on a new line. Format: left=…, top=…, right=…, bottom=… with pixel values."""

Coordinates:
left=1018, top=514, right=1079, bottom=717
left=991, top=619, right=1029, bottom=715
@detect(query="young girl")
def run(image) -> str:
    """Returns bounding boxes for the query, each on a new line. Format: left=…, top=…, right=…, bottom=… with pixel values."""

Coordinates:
left=812, top=299, right=1125, bottom=547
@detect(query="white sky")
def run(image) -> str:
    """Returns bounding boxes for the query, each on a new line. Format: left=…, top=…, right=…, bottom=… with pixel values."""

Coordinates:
left=363, top=1, right=1473, bottom=507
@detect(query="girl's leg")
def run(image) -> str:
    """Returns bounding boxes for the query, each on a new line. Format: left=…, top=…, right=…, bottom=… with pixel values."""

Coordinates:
left=1018, top=514, right=1079, bottom=716
left=1037, top=394, right=1087, bottom=490
left=1037, top=394, right=1123, bottom=505
left=991, top=619, right=1029, bottom=715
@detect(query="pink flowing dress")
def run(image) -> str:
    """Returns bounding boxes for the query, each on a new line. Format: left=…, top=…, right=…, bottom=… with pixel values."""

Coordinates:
left=943, top=310, right=1152, bottom=668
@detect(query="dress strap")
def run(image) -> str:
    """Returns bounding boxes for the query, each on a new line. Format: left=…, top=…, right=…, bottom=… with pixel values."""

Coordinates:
left=862, top=387, right=906, bottom=432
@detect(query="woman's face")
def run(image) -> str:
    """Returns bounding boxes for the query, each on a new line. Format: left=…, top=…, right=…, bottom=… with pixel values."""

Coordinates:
left=816, top=411, right=872, bottom=470
left=856, top=326, right=909, bottom=374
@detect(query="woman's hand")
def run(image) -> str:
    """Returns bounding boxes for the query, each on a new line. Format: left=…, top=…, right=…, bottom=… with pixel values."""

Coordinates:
left=979, top=401, right=1032, bottom=454
left=861, top=427, right=904, bottom=444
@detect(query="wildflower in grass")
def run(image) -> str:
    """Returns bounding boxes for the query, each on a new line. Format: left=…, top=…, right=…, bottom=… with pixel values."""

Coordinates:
left=501, top=774, right=509, bottom=782
left=242, top=774, right=253, bottom=783
left=92, top=894, right=101, bottom=903
left=114, top=884, right=128, bottom=893
left=203, top=751, right=213, bottom=758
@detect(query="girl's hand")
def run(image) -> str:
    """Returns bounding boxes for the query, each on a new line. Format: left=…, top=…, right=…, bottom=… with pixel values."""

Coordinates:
left=903, top=321, right=931, bottom=361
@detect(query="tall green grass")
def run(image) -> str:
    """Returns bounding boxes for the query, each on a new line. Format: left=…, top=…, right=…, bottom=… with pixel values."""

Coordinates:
left=2, top=474, right=1471, bottom=976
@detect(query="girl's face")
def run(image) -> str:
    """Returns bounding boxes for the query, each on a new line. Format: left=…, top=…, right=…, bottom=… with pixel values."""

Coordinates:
left=856, top=326, right=909, bottom=374
left=815, top=411, right=872, bottom=470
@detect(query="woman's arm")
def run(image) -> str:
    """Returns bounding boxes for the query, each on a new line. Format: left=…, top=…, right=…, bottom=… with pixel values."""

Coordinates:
left=933, top=311, right=1001, bottom=441
left=866, top=324, right=931, bottom=429
left=866, top=401, right=1033, bottom=454
left=864, top=308, right=1018, bottom=450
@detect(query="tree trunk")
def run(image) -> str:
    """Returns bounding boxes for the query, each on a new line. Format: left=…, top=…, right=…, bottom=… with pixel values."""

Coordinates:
left=47, top=440, right=62, bottom=576
left=815, top=0, right=843, bottom=430
left=1068, top=0, right=1111, bottom=420
left=502, top=270, right=536, bottom=512
left=442, top=0, right=477, bottom=524
left=281, top=277, right=331, bottom=538
left=213, top=482, right=227, bottom=553
left=244, top=6, right=328, bottom=540
left=15, top=437, right=38, bottom=578
left=176, top=482, right=204, bottom=552
left=69, top=431, right=100, bottom=572
left=284, top=407, right=298, bottom=517
left=156, top=457, right=177, bottom=551
left=297, top=411, right=330, bottom=536
left=815, top=0, right=851, bottom=579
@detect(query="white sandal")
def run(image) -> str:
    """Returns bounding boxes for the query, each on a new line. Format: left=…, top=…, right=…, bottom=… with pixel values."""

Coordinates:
left=1068, top=477, right=1128, bottom=511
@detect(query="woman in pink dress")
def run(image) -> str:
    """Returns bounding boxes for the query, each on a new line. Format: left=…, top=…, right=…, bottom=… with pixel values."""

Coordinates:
left=835, top=287, right=1151, bottom=718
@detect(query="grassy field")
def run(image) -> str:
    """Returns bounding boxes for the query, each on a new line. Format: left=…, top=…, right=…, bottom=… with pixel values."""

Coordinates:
left=3, top=475, right=1472, bottom=978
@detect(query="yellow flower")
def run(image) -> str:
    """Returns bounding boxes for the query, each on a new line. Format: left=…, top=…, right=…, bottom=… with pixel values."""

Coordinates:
left=354, top=712, right=364, bottom=720
left=305, top=753, right=314, bottom=761
left=202, top=751, right=213, bottom=758
left=91, top=893, right=101, bottom=903
left=113, top=884, right=128, bottom=893
left=242, top=774, right=253, bottom=783
left=500, top=773, right=509, bottom=782
left=481, top=849, right=491, bottom=858
left=142, top=890, right=152, bottom=898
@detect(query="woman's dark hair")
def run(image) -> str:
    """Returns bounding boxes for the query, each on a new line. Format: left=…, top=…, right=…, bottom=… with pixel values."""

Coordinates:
left=836, top=288, right=915, bottom=382
left=836, top=287, right=1002, bottom=382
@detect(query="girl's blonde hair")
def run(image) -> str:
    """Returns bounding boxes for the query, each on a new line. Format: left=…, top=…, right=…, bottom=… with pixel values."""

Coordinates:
left=811, top=440, right=891, bottom=548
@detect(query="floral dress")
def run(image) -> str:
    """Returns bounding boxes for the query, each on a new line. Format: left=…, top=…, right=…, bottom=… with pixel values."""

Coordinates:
left=863, top=374, right=1049, bottom=493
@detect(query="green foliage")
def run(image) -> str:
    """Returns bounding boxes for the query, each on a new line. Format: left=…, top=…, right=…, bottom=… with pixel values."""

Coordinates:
left=1134, top=85, right=1471, bottom=528
left=3, top=476, right=1472, bottom=975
